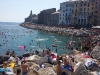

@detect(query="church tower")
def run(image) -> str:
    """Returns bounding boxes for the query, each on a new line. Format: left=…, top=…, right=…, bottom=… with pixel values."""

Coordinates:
left=30, top=10, right=32, bottom=16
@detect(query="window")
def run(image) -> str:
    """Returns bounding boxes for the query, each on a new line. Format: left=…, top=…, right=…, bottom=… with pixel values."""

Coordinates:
left=95, top=11, right=98, bottom=13
left=95, top=6, right=97, bottom=9
left=92, top=3, right=94, bottom=6
left=66, top=5, right=68, bottom=7
left=60, top=17, right=61, bottom=19
left=76, top=4, right=77, bottom=7
left=92, top=12, right=93, bottom=14
left=81, top=4, right=82, bottom=6
left=84, top=15, right=86, bottom=18
left=96, top=2, right=97, bottom=4
left=88, top=8, right=89, bottom=11
left=84, top=19, right=86, bottom=24
left=95, top=15, right=97, bottom=18
left=75, top=13, right=77, bottom=16
left=78, top=19, right=80, bottom=23
left=80, top=8, right=82, bottom=11
left=63, top=10, right=65, bottom=12
left=66, top=13, right=67, bottom=16
left=63, top=14, right=64, bottom=16
left=81, top=19, right=83, bottom=22
left=84, top=8, right=86, bottom=10
left=84, top=4, right=86, bottom=6
left=88, top=4, right=89, bottom=7
left=87, top=12, right=89, bottom=15
left=92, top=7, right=93, bottom=10
left=66, top=9, right=68, bottom=11
left=70, top=9, right=71, bottom=11
left=76, top=17, right=77, bottom=20
left=76, top=9, right=77, bottom=12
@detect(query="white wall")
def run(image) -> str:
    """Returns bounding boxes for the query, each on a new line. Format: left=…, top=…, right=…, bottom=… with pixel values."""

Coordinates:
left=59, top=2, right=73, bottom=25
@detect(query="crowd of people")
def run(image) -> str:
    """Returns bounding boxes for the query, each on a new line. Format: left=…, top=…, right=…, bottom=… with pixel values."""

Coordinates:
left=0, top=23, right=99, bottom=75
left=1, top=37, right=99, bottom=75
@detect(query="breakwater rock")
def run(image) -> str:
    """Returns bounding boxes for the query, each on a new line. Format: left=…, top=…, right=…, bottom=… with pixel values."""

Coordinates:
left=20, top=22, right=91, bottom=37
left=91, top=45, right=100, bottom=60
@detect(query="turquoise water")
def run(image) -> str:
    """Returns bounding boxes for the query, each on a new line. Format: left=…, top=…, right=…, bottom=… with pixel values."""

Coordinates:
left=0, top=22, right=79, bottom=56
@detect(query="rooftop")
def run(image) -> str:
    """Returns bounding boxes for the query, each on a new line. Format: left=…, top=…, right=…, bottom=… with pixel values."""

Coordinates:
left=51, top=12, right=59, bottom=14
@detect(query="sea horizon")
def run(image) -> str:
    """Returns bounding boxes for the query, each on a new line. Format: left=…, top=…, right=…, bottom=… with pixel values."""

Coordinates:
left=0, top=21, right=22, bottom=24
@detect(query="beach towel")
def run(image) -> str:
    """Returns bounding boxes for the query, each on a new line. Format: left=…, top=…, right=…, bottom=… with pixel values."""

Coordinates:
left=85, top=58, right=96, bottom=70
left=62, top=65, right=74, bottom=72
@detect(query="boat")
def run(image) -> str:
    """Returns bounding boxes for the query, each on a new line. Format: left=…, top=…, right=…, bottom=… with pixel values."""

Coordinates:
left=52, top=44, right=58, bottom=47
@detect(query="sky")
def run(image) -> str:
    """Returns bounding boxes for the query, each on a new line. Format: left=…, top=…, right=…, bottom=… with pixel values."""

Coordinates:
left=0, top=0, right=69, bottom=22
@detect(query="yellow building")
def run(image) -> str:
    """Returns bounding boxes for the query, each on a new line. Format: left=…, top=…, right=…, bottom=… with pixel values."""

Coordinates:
left=94, top=0, right=100, bottom=26
left=71, top=1, right=80, bottom=25
left=88, top=0, right=96, bottom=25
left=71, top=0, right=96, bottom=27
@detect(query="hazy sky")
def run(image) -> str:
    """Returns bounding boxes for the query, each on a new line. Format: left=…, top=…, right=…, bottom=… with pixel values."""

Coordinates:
left=0, top=0, right=68, bottom=22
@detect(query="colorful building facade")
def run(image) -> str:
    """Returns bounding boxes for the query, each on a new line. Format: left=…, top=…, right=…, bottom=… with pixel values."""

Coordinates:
left=59, top=0, right=100, bottom=27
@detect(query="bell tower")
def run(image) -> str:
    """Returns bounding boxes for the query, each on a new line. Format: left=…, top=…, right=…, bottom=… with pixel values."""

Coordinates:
left=30, top=10, right=32, bottom=16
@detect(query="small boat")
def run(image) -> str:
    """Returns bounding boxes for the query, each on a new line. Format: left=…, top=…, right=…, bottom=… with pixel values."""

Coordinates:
left=52, top=44, right=58, bottom=47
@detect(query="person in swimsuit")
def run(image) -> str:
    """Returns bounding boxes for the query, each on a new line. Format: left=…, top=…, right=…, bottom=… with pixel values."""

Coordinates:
left=3, top=61, right=7, bottom=68
left=21, top=60, right=30, bottom=75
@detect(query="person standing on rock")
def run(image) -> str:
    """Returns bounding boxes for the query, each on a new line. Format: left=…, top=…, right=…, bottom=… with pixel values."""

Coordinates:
left=6, top=49, right=10, bottom=55
left=21, top=60, right=30, bottom=75
left=41, top=50, right=45, bottom=57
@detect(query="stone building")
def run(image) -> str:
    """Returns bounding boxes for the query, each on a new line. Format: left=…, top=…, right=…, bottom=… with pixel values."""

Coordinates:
left=38, top=11, right=45, bottom=24
left=25, top=10, right=38, bottom=23
left=50, top=12, right=59, bottom=26
left=38, top=8, right=56, bottom=25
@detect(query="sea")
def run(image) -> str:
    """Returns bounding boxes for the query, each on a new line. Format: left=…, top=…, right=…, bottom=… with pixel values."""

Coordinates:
left=0, top=22, right=80, bottom=56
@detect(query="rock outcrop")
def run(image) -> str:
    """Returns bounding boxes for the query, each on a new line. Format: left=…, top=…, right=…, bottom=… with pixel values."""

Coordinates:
left=91, top=45, right=100, bottom=60
left=38, top=67, right=57, bottom=75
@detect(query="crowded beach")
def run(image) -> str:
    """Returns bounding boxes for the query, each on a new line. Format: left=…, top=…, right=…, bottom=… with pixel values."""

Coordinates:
left=20, top=22, right=100, bottom=37
left=0, top=22, right=100, bottom=75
